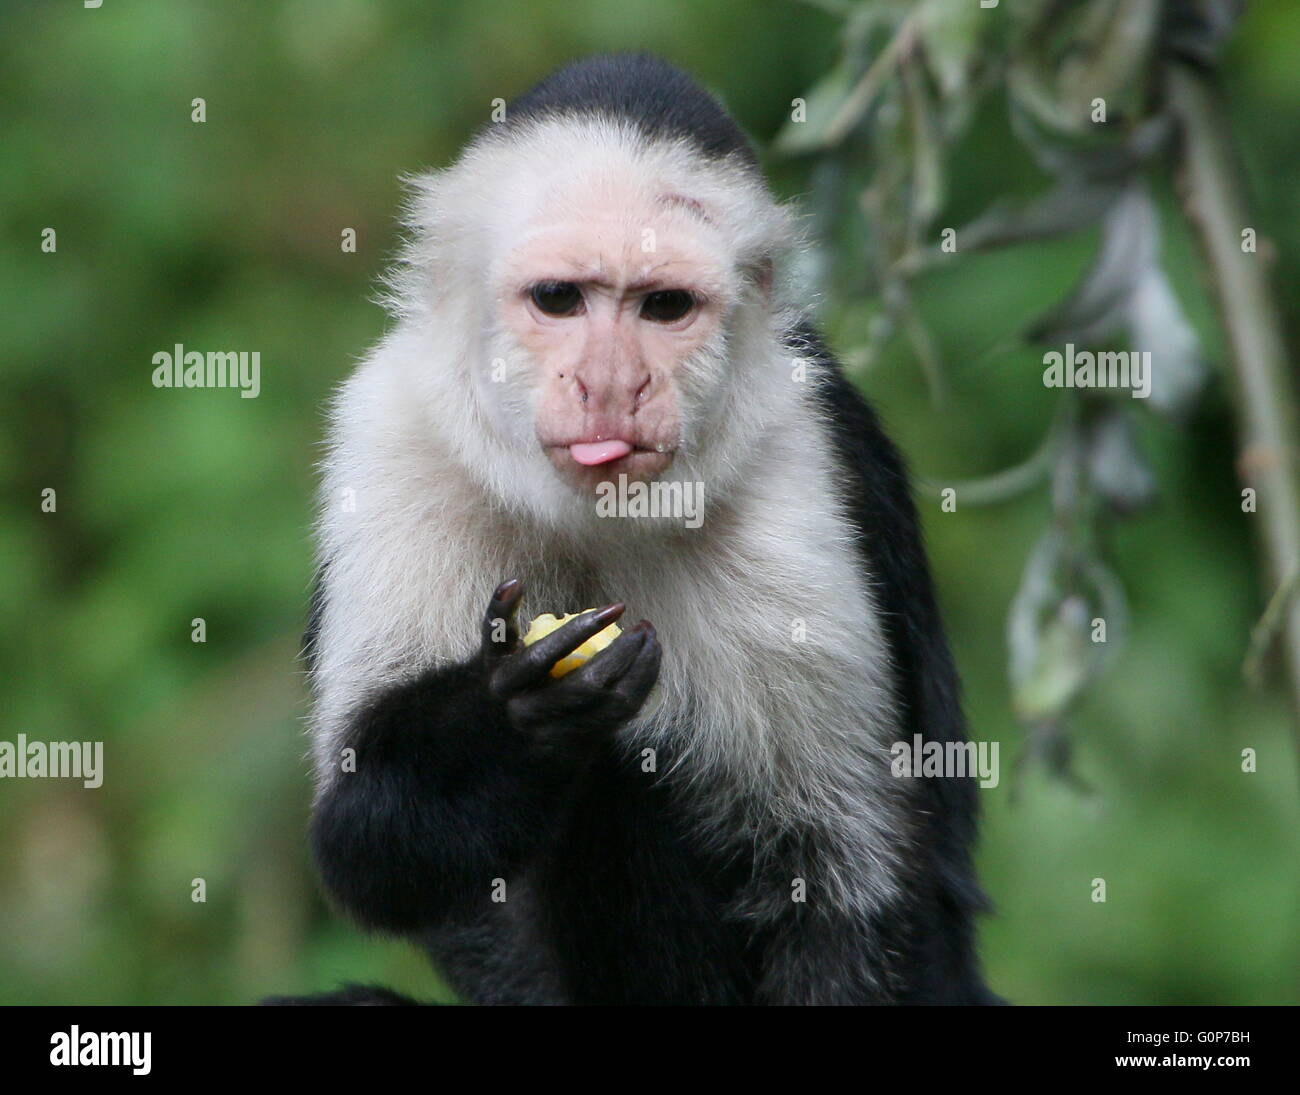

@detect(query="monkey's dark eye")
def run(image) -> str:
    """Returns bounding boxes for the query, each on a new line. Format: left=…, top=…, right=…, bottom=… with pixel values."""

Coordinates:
left=529, top=281, right=583, bottom=317
left=640, top=290, right=695, bottom=323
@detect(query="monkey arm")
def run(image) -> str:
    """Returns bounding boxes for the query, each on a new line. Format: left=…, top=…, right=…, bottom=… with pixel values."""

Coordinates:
left=309, top=660, right=570, bottom=933
left=309, top=580, right=661, bottom=935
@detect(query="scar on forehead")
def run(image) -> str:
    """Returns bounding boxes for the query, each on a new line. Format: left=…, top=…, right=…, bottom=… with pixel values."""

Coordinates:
left=658, top=192, right=713, bottom=225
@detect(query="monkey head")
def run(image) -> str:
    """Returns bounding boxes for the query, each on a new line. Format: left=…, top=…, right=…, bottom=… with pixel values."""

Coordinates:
left=393, top=115, right=797, bottom=529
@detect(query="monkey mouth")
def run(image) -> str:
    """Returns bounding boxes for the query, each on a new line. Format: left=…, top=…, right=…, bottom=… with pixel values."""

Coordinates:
left=543, top=441, right=675, bottom=484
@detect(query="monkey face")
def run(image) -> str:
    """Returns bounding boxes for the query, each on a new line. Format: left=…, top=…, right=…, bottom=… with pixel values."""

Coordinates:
left=493, top=170, right=739, bottom=494
left=398, top=116, right=794, bottom=526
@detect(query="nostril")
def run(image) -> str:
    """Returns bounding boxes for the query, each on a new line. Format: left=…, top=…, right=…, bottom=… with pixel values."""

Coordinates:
left=632, top=376, right=651, bottom=413
left=577, top=377, right=589, bottom=405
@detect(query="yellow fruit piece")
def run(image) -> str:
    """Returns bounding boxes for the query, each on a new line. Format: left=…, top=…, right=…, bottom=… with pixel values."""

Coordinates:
left=521, top=611, right=623, bottom=678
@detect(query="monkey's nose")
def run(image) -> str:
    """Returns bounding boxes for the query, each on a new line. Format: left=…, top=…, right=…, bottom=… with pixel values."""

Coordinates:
left=572, top=368, right=653, bottom=416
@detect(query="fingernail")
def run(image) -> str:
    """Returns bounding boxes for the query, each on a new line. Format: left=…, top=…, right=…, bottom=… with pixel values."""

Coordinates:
left=494, top=578, right=522, bottom=600
left=593, top=602, right=626, bottom=623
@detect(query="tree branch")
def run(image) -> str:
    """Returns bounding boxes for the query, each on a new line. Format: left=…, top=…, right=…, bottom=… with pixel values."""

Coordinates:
left=1166, top=60, right=1300, bottom=739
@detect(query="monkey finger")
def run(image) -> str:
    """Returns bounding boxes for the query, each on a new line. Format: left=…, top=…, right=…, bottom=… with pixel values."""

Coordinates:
left=612, top=625, right=662, bottom=706
left=568, top=625, right=648, bottom=689
left=496, top=603, right=626, bottom=692
left=481, top=578, right=525, bottom=658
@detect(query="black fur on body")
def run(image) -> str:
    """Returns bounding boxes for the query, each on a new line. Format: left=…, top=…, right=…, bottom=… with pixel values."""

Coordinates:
left=278, top=55, right=1000, bottom=1007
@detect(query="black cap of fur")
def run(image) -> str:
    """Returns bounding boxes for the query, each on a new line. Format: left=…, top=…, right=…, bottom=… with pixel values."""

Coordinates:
left=502, top=52, right=758, bottom=168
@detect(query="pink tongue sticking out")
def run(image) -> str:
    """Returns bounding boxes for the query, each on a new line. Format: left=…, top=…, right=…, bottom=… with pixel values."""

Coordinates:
left=570, top=440, right=633, bottom=466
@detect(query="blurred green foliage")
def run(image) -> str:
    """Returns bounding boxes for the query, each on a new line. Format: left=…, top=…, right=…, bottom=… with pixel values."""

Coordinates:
left=1, top=0, right=1296, bottom=1004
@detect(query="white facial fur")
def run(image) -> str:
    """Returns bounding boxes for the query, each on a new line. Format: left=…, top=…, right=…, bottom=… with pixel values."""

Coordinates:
left=379, top=116, right=802, bottom=530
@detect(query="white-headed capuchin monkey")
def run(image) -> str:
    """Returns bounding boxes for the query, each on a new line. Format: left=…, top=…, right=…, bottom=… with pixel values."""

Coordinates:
left=268, top=53, right=1001, bottom=1006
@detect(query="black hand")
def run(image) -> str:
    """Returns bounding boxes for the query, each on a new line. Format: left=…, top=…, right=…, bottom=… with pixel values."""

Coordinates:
left=480, top=580, right=662, bottom=747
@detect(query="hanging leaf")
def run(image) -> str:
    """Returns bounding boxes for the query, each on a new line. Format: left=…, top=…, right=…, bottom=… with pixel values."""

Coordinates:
left=1083, top=407, right=1158, bottom=515
left=1027, top=184, right=1156, bottom=346
left=1007, top=527, right=1122, bottom=726
left=1127, top=264, right=1208, bottom=419
left=1056, top=0, right=1162, bottom=125
left=1009, top=102, right=1172, bottom=182
left=901, top=55, right=944, bottom=236
left=1008, top=0, right=1161, bottom=136
left=915, top=0, right=986, bottom=99
left=913, top=177, right=1123, bottom=272
left=774, top=63, right=860, bottom=156
left=1008, top=533, right=1097, bottom=723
